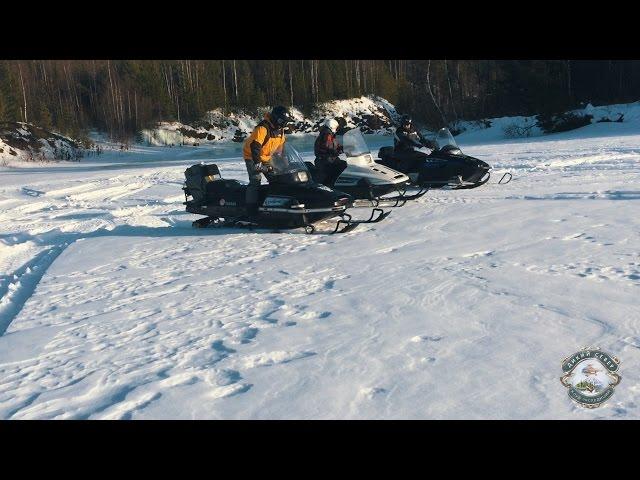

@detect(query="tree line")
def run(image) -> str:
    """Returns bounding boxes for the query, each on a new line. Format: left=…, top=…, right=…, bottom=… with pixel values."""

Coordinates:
left=1, top=60, right=640, bottom=140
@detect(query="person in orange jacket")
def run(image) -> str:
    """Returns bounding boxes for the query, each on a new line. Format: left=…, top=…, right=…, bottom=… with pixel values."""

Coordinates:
left=242, top=106, right=293, bottom=216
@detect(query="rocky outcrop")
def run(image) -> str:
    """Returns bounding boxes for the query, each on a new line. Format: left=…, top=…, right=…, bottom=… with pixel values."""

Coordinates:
left=141, top=95, right=400, bottom=146
left=0, top=122, right=84, bottom=163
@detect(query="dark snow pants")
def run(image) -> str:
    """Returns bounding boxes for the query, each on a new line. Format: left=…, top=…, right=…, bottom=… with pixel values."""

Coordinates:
left=244, top=159, right=262, bottom=214
left=314, top=156, right=347, bottom=188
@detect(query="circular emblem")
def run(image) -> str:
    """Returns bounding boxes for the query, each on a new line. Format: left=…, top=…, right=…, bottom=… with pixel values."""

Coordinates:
left=560, top=347, right=621, bottom=408
left=219, top=198, right=225, bottom=206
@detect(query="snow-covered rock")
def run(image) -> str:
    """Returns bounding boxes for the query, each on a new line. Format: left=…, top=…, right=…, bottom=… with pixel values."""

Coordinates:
left=308, top=95, right=397, bottom=134
left=140, top=95, right=398, bottom=146
left=0, top=122, right=84, bottom=165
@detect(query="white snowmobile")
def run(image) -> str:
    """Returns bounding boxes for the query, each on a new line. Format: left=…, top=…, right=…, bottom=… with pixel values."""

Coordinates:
left=307, top=128, right=428, bottom=207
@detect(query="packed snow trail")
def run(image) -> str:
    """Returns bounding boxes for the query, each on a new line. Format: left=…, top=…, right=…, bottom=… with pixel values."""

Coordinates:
left=0, top=123, right=639, bottom=419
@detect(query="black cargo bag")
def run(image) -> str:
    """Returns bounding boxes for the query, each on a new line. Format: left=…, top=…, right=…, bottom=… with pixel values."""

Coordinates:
left=184, top=163, right=220, bottom=203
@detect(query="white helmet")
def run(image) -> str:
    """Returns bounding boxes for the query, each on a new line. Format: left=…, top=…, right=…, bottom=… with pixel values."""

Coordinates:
left=324, top=118, right=339, bottom=134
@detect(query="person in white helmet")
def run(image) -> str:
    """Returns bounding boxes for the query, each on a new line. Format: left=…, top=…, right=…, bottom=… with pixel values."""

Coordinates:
left=313, top=118, right=347, bottom=188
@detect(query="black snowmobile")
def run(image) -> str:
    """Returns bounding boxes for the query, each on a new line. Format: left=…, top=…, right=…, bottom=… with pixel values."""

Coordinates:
left=305, top=128, right=428, bottom=208
left=377, top=128, right=512, bottom=190
left=183, top=144, right=390, bottom=234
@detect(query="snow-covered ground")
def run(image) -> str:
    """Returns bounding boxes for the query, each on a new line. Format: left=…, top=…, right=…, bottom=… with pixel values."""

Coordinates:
left=1, top=121, right=639, bottom=419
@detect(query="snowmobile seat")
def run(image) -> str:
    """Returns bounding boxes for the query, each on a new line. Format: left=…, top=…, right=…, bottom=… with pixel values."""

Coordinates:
left=184, top=163, right=222, bottom=203
left=205, top=179, right=246, bottom=204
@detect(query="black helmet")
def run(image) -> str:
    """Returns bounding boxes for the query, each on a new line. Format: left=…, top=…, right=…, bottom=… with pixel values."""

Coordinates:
left=270, top=106, right=294, bottom=128
left=401, top=115, right=412, bottom=127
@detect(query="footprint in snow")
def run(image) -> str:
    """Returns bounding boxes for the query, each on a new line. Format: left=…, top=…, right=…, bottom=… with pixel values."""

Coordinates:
left=410, top=335, right=443, bottom=343
left=360, top=387, right=387, bottom=399
left=212, top=369, right=242, bottom=386
left=232, top=327, right=258, bottom=344
left=462, top=251, right=494, bottom=258
left=208, top=383, right=253, bottom=399
left=242, top=350, right=316, bottom=368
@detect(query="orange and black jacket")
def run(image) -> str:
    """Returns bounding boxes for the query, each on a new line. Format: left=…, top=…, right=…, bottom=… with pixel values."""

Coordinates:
left=242, top=114, right=286, bottom=163
left=314, top=126, right=342, bottom=160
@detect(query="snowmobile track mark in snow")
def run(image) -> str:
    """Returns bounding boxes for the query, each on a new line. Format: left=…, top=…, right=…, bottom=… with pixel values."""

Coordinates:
left=0, top=243, right=70, bottom=336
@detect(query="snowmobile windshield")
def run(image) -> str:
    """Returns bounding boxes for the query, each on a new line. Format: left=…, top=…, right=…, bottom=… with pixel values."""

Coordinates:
left=269, top=144, right=310, bottom=176
left=342, top=128, right=370, bottom=157
left=435, top=128, right=460, bottom=151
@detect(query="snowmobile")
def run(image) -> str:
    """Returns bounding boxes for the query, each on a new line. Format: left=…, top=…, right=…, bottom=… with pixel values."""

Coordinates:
left=305, top=128, right=428, bottom=207
left=377, top=128, right=512, bottom=190
left=182, top=144, right=390, bottom=234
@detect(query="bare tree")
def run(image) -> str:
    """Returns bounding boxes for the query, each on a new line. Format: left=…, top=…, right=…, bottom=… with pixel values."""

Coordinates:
left=426, top=60, right=447, bottom=125
left=233, top=60, right=238, bottom=100
left=444, top=59, right=458, bottom=122
left=222, top=60, right=227, bottom=112
left=288, top=60, right=294, bottom=106
left=18, top=62, right=28, bottom=123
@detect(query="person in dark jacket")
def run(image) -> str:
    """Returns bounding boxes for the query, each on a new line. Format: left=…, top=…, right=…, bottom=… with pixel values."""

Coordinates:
left=393, top=115, right=436, bottom=172
left=314, top=118, right=347, bottom=188
left=242, top=105, right=293, bottom=216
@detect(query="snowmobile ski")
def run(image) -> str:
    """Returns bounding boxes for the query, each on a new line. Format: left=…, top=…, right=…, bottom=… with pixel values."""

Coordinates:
left=192, top=214, right=362, bottom=235
left=498, top=172, right=513, bottom=184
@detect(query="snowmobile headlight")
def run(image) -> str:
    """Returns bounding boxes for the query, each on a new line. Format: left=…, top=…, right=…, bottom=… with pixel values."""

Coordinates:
left=296, top=171, right=309, bottom=182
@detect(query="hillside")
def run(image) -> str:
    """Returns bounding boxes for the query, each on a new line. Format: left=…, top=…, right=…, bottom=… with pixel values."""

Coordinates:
left=140, top=96, right=399, bottom=146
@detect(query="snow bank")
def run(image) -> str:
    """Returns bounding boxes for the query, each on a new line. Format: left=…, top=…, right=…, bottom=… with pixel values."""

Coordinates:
left=452, top=101, right=640, bottom=144
left=0, top=122, right=84, bottom=166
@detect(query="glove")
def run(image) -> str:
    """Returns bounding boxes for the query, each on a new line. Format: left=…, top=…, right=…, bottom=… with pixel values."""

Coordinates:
left=256, top=162, right=273, bottom=174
